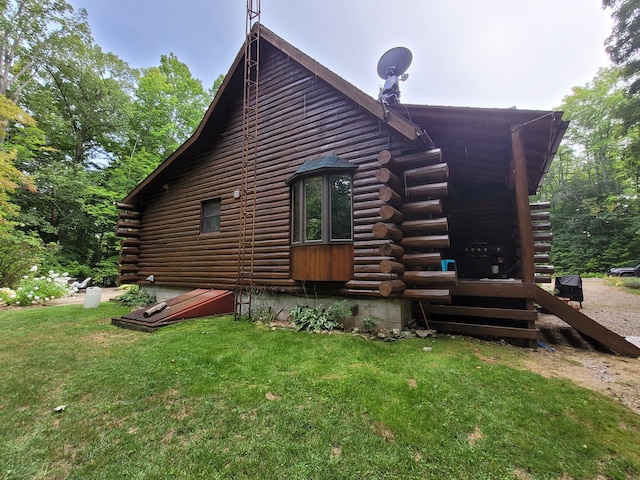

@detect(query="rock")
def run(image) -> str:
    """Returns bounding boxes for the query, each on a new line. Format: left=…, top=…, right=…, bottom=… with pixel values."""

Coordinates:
left=377, top=332, right=386, bottom=340
left=416, top=329, right=437, bottom=338
left=391, top=328, right=401, bottom=336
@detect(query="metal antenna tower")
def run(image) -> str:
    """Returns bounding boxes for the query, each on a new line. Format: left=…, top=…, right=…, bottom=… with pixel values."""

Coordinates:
left=234, top=0, right=261, bottom=320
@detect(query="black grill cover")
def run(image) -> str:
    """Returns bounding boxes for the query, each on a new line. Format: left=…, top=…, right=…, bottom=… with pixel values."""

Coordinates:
left=554, top=275, right=584, bottom=302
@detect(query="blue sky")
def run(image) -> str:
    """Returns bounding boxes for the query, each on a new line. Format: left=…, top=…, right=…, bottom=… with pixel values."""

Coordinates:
left=68, top=0, right=613, bottom=110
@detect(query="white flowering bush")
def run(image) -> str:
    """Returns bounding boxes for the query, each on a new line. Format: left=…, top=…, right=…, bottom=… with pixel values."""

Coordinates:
left=0, top=267, right=73, bottom=307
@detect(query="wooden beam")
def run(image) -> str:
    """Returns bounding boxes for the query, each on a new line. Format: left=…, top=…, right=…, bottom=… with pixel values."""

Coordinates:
left=378, top=185, right=403, bottom=207
left=402, top=199, right=442, bottom=217
left=403, top=163, right=449, bottom=183
left=401, top=218, right=448, bottom=235
left=395, top=149, right=442, bottom=167
left=372, top=222, right=403, bottom=241
left=425, top=304, right=537, bottom=321
left=116, top=230, right=142, bottom=238
left=450, top=281, right=536, bottom=299
left=402, top=270, right=457, bottom=285
left=400, top=235, right=450, bottom=249
left=379, top=204, right=404, bottom=223
left=428, top=321, right=538, bottom=340
left=375, top=168, right=403, bottom=192
left=529, top=202, right=551, bottom=210
left=380, top=260, right=405, bottom=275
left=401, top=252, right=442, bottom=267
left=534, top=286, right=640, bottom=357
left=379, top=279, right=406, bottom=297
left=377, top=149, right=397, bottom=169
left=405, top=182, right=448, bottom=198
left=117, top=212, right=142, bottom=220
left=379, top=242, right=404, bottom=258
left=116, top=202, right=140, bottom=211
left=511, top=126, right=535, bottom=282
left=402, top=289, right=451, bottom=303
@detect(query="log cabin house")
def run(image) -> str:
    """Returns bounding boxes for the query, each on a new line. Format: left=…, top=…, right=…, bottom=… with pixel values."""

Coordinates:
left=116, top=24, right=569, bottom=344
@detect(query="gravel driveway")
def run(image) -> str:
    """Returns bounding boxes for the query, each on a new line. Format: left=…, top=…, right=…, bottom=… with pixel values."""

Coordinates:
left=538, top=277, right=640, bottom=339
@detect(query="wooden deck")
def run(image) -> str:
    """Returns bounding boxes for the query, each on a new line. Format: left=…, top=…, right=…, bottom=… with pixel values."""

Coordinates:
left=424, top=280, right=538, bottom=343
left=418, top=280, right=640, bottom=357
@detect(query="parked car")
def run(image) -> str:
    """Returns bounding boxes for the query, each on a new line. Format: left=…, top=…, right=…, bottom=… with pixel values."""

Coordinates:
left=609, top=263, right=640, bottom=277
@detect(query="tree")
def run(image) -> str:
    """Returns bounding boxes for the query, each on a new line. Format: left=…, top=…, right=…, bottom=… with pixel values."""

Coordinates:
left=0, top=0, right=88, bottom=102
left=129, top=53, right=213, bottom=163
left=0, top=95, right=36, bottom=225
left=559, top=68, right=626, bottom=194
left=603, top=0, right=640, bottom=186
left=604, top=0, right=640, bottom=94
left=25, top=34, right=134, bottom=166
left=538, top=68, right=640, bottom=273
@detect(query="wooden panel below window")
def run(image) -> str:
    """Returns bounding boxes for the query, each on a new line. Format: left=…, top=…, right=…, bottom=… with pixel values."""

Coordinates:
left=290, top=244, right=354, bottom=281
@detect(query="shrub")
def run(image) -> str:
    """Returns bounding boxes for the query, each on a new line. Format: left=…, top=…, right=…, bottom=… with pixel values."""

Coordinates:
left=118, top=285, right=156, bottom=308
left=361, top=315, right=380, bottom=334
left=622, top=277, right=640, bottom=290
left=93, top=257, right=118, bottom=287
left=0, top=231, right=44, bottom=288
left=1, top=267, right=72, bottom=306
left=289, top=300, right=352, bottom=332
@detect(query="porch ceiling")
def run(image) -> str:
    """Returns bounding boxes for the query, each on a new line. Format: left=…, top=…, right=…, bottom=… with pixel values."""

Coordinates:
left=400, top=105, right=568, bottom=194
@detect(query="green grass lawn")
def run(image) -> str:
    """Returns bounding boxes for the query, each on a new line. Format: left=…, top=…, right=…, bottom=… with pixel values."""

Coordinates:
left=1, top=303, right=639, bottom=480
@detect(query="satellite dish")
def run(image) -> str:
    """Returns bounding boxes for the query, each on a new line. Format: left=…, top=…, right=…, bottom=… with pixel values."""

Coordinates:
left=377, top=47, right=412, bottom=105
left=377, top=47, right=412, bottom=80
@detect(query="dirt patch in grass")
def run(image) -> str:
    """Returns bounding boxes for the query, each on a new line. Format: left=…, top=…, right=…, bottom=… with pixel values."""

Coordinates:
left=524, top=278, right=640, bottom=415
left=520, top=347, right=640, bottom=415
left=81, top=330, right=140, bottom=346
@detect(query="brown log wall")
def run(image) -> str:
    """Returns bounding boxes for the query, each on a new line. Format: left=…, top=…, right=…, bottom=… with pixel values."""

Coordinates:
left=119, top=44, right=417, bottom=294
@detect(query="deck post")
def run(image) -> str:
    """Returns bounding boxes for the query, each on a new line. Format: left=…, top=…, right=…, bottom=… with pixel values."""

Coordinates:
left=511, top=126, right=535, bottom=283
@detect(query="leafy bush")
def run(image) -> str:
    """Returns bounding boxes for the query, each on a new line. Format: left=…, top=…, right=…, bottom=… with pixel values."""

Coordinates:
left=92, top=257, right=118, bottom=287
left=0, top=267, right=72, bottom=306
left=622, top=277, right=640, bottom=290
left=0, top=230, right=44, bottom=288
left=361, top=315, right=380, bottom=334
left=289, top=300, right=352, bottom=332
left=118, top=285, right=156, bottom=307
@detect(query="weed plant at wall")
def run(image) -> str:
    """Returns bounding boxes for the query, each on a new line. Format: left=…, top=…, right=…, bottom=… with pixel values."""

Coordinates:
left=289, top=299, right=353, bottom=331
left=117, top=285, right=157, bottom=307
left=0, top=266, right=72, bottom=306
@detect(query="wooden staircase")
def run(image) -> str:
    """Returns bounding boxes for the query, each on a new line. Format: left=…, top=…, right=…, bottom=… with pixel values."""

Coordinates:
left=534, top=286, right=640, bottom=357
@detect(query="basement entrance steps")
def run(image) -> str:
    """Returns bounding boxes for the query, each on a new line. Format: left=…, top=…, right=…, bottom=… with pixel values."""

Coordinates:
left=112, top=289, right=234, bottom=332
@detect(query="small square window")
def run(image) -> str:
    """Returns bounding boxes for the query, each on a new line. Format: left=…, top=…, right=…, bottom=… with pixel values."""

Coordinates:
left=201, top=198, right=221, bottom=233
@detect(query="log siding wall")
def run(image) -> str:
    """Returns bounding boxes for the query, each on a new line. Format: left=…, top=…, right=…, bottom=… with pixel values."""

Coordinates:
left=124, top=44, right=417, bottom=294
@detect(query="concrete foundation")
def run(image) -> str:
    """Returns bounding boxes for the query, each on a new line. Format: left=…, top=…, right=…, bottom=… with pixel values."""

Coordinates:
left=140, top=285, right=411, bottom=331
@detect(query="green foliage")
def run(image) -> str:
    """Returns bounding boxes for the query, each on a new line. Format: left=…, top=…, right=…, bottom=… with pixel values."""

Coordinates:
left=289, top=299, right=352, bottom=331
left=117, top=285, right=156, bottom=307
left=0, top=95, right=37, bottom=224
left=622, top=277, right=640, bottom=290
left=361, top=315, right=380, bottom=334
left=92, top=257, right=118, bottom=287
left=0, top=230, right=44, bottom=288
left=0, top=0, right=88, bottom=101
left=0, top=267, right=71, bottom=306
left=0, top=1, right=222, bottom=289
left=538, top=67, right=640, bottom=274
left=129, top=53, right=213, bottom=163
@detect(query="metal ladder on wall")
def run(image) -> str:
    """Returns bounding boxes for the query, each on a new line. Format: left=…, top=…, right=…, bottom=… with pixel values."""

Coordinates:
left=234, top=0, right=261, bottom=320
